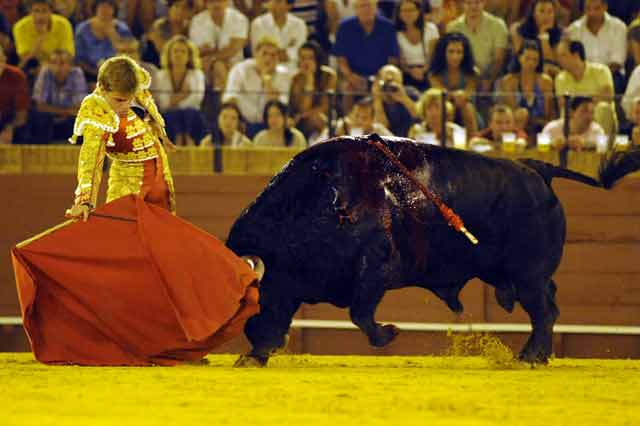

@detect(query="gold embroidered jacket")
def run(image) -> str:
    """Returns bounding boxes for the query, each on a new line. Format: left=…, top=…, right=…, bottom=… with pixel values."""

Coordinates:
left=69, top=66, right=176, bottom=212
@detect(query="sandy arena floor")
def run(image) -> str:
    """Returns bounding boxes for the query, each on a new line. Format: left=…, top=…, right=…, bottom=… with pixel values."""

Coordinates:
left=1, top=351, right=639, bottom=426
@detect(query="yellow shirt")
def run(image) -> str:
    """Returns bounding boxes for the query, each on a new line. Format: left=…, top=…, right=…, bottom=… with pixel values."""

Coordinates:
left=554, top=62, right=613, bottom=98
left=13, top=14, right=75, bottom=62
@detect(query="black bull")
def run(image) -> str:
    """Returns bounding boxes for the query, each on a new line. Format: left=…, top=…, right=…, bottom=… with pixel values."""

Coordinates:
left=227, top=135, right=640, bottom=367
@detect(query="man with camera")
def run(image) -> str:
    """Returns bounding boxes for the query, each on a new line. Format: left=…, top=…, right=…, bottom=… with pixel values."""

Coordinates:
left=372, top=64, right=418, bottom=137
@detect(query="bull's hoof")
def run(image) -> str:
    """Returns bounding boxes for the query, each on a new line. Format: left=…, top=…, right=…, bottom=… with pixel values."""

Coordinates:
left=233, top=354, right=269, bottom=368
left=369, top=324, right=400, bottom=347
left=518, top=347, right=549, bottom=365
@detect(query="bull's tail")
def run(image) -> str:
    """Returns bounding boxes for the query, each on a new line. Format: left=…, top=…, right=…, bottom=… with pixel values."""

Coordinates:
left=519, top=148, right=640, bottom=189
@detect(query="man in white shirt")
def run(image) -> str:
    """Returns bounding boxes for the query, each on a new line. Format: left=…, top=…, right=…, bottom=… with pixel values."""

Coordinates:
left=223, top=36, right=292, bottom=136
left=189, top=0, right=248, bottom=67
left=541, top=96, right=605, bottom=151
left=250, top=0, right=308, bottom=71
left=565, top=0, right=627, bottom=92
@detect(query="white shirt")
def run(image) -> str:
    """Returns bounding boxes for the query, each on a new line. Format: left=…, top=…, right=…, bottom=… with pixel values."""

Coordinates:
left=541, top=118, right=605, bottom=149
left=223, top=59, right=292, bottom=123
left=622, top=65, right=640, bottom=120
left=153, top=69, right=206, bottom=111
left=397, top=23, right=439, bottom=66
left=189, top=8, right=249, bottom=65
left=250, top=13, right=308, bottom=70
left=565, top=13, right=627, bottom=67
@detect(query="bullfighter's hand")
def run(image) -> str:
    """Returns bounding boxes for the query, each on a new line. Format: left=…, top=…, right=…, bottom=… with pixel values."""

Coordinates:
left=65, top=204, right=91, bottom=222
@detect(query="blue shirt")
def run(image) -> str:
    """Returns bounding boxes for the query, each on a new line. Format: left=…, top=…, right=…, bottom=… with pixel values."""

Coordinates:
left=74, top=20, right=132, bottom=69
left=332, top=15, right=399, bottom=77
left=32, top=66, right=88, bottom=108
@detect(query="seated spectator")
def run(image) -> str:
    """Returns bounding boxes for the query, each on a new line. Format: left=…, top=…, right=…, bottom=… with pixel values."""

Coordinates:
left=13, top=0, right=75, bottom=83
left=232, top=0, right=266, bottom=21
left=627, top=97, right=640, bottom=147
left=250, top=0, right=307, bottom=70
left=510, top=0, right=563, bottom=77
left=202, top=58, right=230, bottom=134
left=469, top=104, right=528, bottom=148
left=189, top=0, right=248, bottom=69
left=394, top=0, right=439, bottom=90
left=540, top=96, right=605, bottom=151
left=333, top=0, right=399, bottom=114
left=371, top=63, right=418, bottom=137
left=115, top=37, right=159, bottom=83
left=329, top=95, right=392, bottom=139
left=223, top=36, right=292, bottom=137
left=31, top=48, right=87, bottom=143
left=621, top=27, right=640, bottom=121
left=555, top=39, right=617, bottom=136
left=74, top=0, right=132, bottom=82
left=0, top=11, right=13, bottom=59
left=200, top=101, right=252, bottom=147
left=499, top=39, right=554, bottom=136
left=253, top=99, right=307, bottom=147
left=0, top=45, right=30, bottom=144
left=408, top=88, right=464, bottom=147
left=428, top=32, right=480, bottom=134
left=119, top=0, right=167, bottom=37
left=446, top=0, right=509, bottom=94
left=154, top=35, right=207, bottom=146
left=0, top=0, right=23, bottom=27
left=142, top=0, right=193, bottom=67
left=53, top=0, right=81, bottom=27
left=289, top=40, right=337, bottom=140
left=565, top=0, right=627, bottom=93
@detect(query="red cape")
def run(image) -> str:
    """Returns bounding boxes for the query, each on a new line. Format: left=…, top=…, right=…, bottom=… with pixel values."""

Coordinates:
left=12, top=195, right=259, bottom=366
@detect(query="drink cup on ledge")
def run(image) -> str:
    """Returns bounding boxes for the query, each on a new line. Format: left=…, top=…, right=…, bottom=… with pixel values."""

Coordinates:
left=453, top=128, right=467, bottom=150
left=537, top=133, right=551, bottom=152
left=502, top=132, right=516, bottom=153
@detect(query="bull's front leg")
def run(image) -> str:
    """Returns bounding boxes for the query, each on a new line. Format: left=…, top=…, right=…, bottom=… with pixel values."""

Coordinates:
left=349, top=247, right=400, bottom=347
left=234, top=282, right=301, bottom=368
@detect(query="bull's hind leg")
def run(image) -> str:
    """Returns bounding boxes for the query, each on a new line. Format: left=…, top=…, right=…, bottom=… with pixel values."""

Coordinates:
left=517, top=278, right=559, bottom=364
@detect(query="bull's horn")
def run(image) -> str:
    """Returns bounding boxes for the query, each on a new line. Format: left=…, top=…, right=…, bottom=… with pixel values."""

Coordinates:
left=241, top=255, right=265, bottom=282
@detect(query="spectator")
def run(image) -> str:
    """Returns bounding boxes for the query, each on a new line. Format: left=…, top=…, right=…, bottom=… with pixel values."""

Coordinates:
left=565, top=0, right=627, bottom=93
left=189, top=0, right=248, bottom=68
left=200, top=101, right=252, bottom=147
left=484, top=0, right=521, bottom=25
left=143, top=0, right=193, bottom=67
left=428, top=32, right=480, bottom=134
left=289, top=40, right=337, bottom=139
left=251, top=0, right=307, bottom=70
left=470, top=104, right=528, bottom=148
left=0, top=11, right=18, bottom=64
left=74, top=0, right=132, bottom=82
left=53, top=0, right=81, bottom=27
left=555, top=39, right=617, bottom=136
left=0, top=45, right=30, bottom=144
left=253, top=99, right=307, bottom=147
left=290, top=0, right=320, bottom=35
left=116, top=37, right=159, bottom=84
left=446, top=0, right=509, bottom=94
left=541, top=95, right=605, bottom=151
left=499, top=39, right=554, bottom=136
left=0, top=0, right=24, bottom=26
left=627, top=97, right=640, bottom=147
left=13, top=0, right=75, bottom=81
left=223, top=36, right=291, bottom=137
left=31, top=48, right=87, bottom=143
left=119, top=0, right=167, bottom=37
left=333, top=0, right=399, bottom=113
left=394, top=0, right=439, bottom=90
left=154, top=35, right=207, bottom=146
left=511, top=0, right=563, bottom=77
left=232, top=0, right=266, bottom=21
left=371, top=63, right=418, bottom=137
left=202, top=58, right=230, bottom=134
left=331, top=96, right=392, bottom=138
left=622, top=31, right=640, bottom=121
left=409, top=88, right=464, bottom=146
